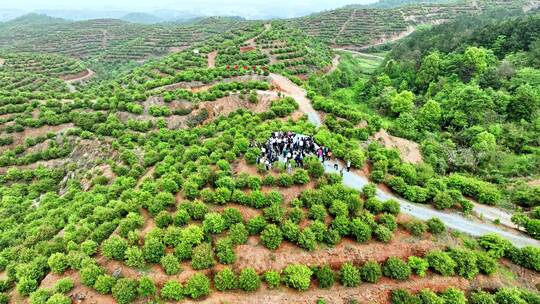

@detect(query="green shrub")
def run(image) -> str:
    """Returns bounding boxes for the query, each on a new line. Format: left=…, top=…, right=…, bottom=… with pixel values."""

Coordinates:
left=222, top=208, right=243, bottom=228
left=94, top=275, right=115, bottom=294
left=47, top=253, right=68, bottom=274
left=239, top=268, right=261, bottom=292
left=80, top=240, right=98, bottom=256
left=155, top=211, right=173, bottom=228
left=261, top=224, right=283, bottom=250
left=426, top=251, right=456, bottom=276
left=440, top=287, right=466, bottom=304
left=214, top=268, right=237, bottom=291
left=173, top=209, right=191, bottom=226
left=360, top=261, right=382, bottom=283
left=365, top=198, right=383, bottom=214
left=315, top=265, right=334, bottom=288
left=160, top=280, right=184, bottom=301
left=160, top=254, right=180, bottom=275
left=340, top=262, right=360, bottom=287
left=407, top=256, right=429, bottom=277
left=378, top=213, right=398, bottom=232
left=112, top=278, right=138, bottom=304
left=470, top=291, right=496, bottom=304
left=264, top=271, right=281, bottom=289
left=277, top=174, right=294, bottom=187
left=45, top=294, right=71, bottom=304
left=102, top=236, right=128, bottom=261
left=142, top=238, right=165, bottom=263
left=362, top=184, right=377, bottom=198
left=138, top=276, right=156, bottom=298
left=449, top=248, right=479, bottom=279
left=215, top=237, right=236, bottom=264
left=228, top=223, right=249, bottom=245
left=203, top=212, right=226, bottom=234
left=191, top=243, right=215, bottom=270
left=186, top=273, right=210, bottom=299
left=391, top=289, right=421, bottom=304
left=282, top=220, right=301, bottom=242
left=293, top=169, right=310, bottom=185
left=475, top=251, right=497, bottom=275
left=418, top=289, right=444, bottom=304
left=29, top=288, right=50, bottom=304
left=247, top=216, right=267, bottom=235
left=282, top=264, right=313, bottom=291
left=80, top=264, right=103, bottom=287
left=383, top=257, right=411, bottom=281
left=125, top=246, right=145, bottom=268
left=296, top=228, right=315, bottom=251
left=309, top=204, right=327, bottom=222
left=54, top=278, right=74, bottom=294
left=426, top=218, right=446, bottom=235
left=374, top=225, right=393, bottom=243
left=304, top=156, right=324, bottom=178
left=406, top=220, right=427, bottom=237
left=350, top=218, right=372, bottom=243
left=263, top=204, right=285, bottom=223
left=382, top=199, right=400, bottom=215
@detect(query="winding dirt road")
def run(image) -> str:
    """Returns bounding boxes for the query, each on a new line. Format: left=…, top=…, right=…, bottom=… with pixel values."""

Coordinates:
left=268, top=71, right=540, bottom=248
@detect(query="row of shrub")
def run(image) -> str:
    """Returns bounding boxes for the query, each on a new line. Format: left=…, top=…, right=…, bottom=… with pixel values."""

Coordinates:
left=391, top=286, right=540, bottom=304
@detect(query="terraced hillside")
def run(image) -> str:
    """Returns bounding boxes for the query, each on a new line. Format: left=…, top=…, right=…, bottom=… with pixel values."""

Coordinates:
left=289, top=0, right=540, bottom=49
left=0, top=14, right=252, bottom=63
left=0, top=8, right=538, bottom=304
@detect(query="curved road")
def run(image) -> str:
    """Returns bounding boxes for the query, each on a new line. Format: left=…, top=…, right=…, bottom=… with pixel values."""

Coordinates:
left=270, top=72, right=539, bottom=248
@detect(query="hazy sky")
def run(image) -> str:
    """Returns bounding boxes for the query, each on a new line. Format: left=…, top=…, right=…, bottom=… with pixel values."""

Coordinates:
left=6, top=0, right=377, bottom=18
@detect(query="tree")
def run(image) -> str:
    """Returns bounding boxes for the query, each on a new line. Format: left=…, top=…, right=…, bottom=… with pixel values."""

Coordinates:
left=239, top=268, right=261, bottom=292
left=186, top=273, right=210, bottom=299
left=112, top=278, right=138, bottom=304
left=391, top=289, right=421, bottom=304
left=80, top=240, right=98, bottom=256
left=260, top=224, right=283, bottom=250
left=160, top=280, right=184, bottom=301
left=360, top=261, right=382, bottom=283
left=350, top=219, right=371, bottom=243
left=214, top=268, right=238, bottom=291
left=507, top=84, right=539, bottom=122
left=383, top=257, right=411, bottom=280
left=282, top=264, right=312, bottom=291
left=340, top=262, right=360, bottom=287
left=390, top=90, right=415, bottom=115
left=160, top=254, right=180, bottom=275
left=298, top=228, right=317, bottom=251
left=406, top=220, right=427, bottom=237
left=191, top=243, right=215, bottom=270
left=416, top=51, right=443, bottom=89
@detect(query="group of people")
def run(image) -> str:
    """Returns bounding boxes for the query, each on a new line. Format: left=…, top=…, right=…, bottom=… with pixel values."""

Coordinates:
left=254, top=131, right=352, bottom=173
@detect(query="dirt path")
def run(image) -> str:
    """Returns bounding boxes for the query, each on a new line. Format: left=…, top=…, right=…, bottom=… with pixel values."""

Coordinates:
left=0, top=58, right=4, bottom=67
left=269, top=73, right=322, bottom=127
left=358, top=26, right=415, bottom=50
left=333, top=9, right=357, bottom=45
left=327, top=54, right=341, bottom=74
left=65, top=69, right=94, bottom=83
left=207, top=50, right=217, bottom=68
left=101, top=30, right=108, bottom=49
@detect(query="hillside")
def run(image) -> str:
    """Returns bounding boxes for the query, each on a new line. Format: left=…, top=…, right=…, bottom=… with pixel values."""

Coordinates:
left=0, top=5, right=538, bottom=304
left=289, top=0, right=540, bottom=50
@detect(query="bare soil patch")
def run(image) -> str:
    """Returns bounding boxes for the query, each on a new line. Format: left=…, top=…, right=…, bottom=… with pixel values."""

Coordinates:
left=207, top=50, right=217, bottom=68
left=0, top=58, right=5, bottom=66
left=371, top=129, right=423, bottom=164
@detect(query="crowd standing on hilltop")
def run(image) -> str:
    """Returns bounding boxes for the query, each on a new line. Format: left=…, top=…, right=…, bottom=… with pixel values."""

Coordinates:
left=254, top=131, right=352, bottom=173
